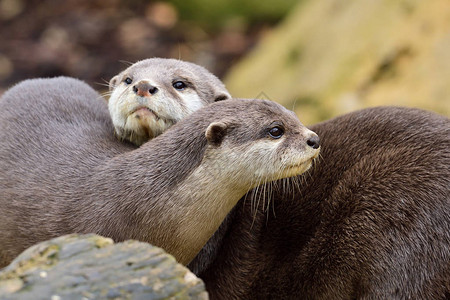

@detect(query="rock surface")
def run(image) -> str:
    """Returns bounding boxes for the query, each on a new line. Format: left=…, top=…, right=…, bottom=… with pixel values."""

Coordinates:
left=0, top=234, right=208, bottom=300
left=224, top=0, right=450, bottom=124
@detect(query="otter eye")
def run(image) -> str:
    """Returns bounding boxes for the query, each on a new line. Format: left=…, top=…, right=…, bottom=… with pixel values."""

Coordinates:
left=268, top=126, right=284, bottom=139
left=173, top=81, right=186, bottom=91
left=124, top=77, right=132, bottom=85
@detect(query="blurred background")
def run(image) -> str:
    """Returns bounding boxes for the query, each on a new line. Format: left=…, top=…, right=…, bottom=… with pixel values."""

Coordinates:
left=1, top=0, right=449, bottom=124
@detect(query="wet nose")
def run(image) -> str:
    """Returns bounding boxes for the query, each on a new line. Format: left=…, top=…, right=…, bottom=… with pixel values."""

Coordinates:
left=306, top=134, right=320, bottom=149
left=133, top=81, right=158, bottom=97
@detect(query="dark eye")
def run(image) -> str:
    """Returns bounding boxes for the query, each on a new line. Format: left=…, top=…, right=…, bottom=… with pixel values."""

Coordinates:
left=268, top=126, right=284, bottom=139
left=173, top=81, right=186, bottom=90
left=124, top=77, right=132, bottom=85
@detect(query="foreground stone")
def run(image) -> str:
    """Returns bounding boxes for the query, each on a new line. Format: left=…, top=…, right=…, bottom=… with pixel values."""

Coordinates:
left=0, top=234, right=208, bottom=300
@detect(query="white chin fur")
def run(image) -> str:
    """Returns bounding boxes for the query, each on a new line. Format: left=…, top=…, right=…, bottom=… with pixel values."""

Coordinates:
left=124, top=113, right=169, bottom=136
left=109, top=87, right=207, bottom=145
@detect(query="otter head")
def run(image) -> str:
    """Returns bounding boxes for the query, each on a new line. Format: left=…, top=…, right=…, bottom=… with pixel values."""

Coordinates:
left=109, top=58, right=231, bottom=146
left=200, top=99, right=320, bottom=190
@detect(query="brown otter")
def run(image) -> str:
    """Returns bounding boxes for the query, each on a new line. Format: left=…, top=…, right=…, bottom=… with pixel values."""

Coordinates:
left=0, top=77, right=320, bottom=268
left=108, top=58, right=231, bottom=146
left=190, top=107, right=450, bottom=299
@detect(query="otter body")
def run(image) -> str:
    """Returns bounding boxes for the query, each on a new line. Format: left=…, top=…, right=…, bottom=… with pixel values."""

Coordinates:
left=0, top=77, right=319, bottom=268
left=108, top=58, right=231, bottom=145
left=192, top=107, right=450, bottom=299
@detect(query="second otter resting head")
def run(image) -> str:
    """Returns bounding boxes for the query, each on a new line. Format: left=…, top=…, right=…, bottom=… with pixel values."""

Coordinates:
left=0, top=77, right=319, bottom=267
left=108, top=58, right=231, bottom=145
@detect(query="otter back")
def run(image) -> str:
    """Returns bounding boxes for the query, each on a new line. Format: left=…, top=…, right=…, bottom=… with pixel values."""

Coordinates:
left=194, top=107, right=450, bottom=299
left=0, top=77, right=133, bottom=266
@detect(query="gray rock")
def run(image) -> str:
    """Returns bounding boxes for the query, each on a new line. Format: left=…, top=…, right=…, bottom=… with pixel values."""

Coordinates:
left=0, top=234, right=208, bottom=300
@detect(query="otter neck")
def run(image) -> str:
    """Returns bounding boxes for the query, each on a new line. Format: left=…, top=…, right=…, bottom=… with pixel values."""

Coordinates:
left=168, top=156, right=251, bottom=265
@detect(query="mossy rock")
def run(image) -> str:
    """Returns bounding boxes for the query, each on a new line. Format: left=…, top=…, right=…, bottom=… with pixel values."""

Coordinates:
left=0, top=234, right=208, bottom=300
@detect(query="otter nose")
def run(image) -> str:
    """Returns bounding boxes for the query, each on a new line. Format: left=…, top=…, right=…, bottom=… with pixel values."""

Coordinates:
left=133, top=81, right=158, bottom=97
left=306, top=134, right=320, bottom=149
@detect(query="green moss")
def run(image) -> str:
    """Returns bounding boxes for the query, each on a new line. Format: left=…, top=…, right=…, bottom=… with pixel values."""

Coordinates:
left=285, top=46, right=302, bottom=67
left=286, top=95, right=332, bottom=124
left=167, top=0, right=300, bottom=31
left=293, top=96, right=319, bottom=107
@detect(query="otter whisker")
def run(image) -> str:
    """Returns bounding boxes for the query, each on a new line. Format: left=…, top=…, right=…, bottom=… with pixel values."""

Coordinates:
left=95, top=80, right=111, bottom=89
left=249, top=177, right=256, bottom=214
left=101, top=91, right=113, bottom=97
left=250, top=178, right=258, bottom=215
left=267, top=180, right=273, bottom=211
left=264, top=182, right=270, bottom=222
left=251, top=175, right=265, bottom=227
left=265, top=181, right=271, bottom=213
left=119, top=59, right=135, bottom=66
left=245, top=172, right=259, bottom=208
left=282, top=177, right=291, bottom=201
left=318, top=152, right=324, bottom=162
left=253, top=175, right=264, bottom=215
left=258, top=177, right=266, bottom=205
left=292, top=176, right=301, bottom=199
left=96, top=94, right=110, bottom=102
left=261, top=180, right=267, bottom=212
left=119, top=84, right=132, bottom=100
left=265, top=180, right=275, bottom=222
left=270, top=180, right=276, bottom=219
left=284, top=177, right=290, bottom=200
left=99, top=93, right=114, bottom=103
left=287, top=177, right=294, bottom=201
left=244, top=177, right=258, bottom=206
left=306, top=164, right=314, bottom=182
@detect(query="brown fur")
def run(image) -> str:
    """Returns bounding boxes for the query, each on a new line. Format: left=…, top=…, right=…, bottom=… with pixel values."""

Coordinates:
left=0, top=77, right=319, bottom=267
left=191, top=107, right=450, bottom=299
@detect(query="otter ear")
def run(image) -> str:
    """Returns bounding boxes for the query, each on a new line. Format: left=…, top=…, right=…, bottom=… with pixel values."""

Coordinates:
left=206, top=122, right=228, bottom=146
left=109, top=75, right=120, bottom=92
left=214, top=91, right=231, bottom=102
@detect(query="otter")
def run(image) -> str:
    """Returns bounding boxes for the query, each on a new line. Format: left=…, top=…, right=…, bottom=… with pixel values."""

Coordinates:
left=108, top=58, right=231, bottom=146
left=190, top=107, right=450, bottom=299
left=0, top=77, right=320, bottom=268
